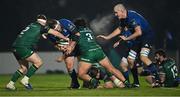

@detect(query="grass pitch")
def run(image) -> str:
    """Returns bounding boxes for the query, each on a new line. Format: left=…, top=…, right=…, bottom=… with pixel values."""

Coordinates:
left=0, top=74, right=180, bottom=96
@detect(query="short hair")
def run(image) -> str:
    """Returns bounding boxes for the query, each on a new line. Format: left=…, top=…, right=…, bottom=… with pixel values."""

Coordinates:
left=114, top=4, right=126, bottom=11
left=88, top=67, right=99, bottom=78
left=37, top=14, right=47, bottom=20
left=73, top=18, right=87, bottom=27
left=46, top=19, right=59, bottom=29
left=155, top=49, right=166, bottom=58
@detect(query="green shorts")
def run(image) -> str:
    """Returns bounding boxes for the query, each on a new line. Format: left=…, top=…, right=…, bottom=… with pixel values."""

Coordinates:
left=12, top=47, right=34, bottom=60
left=80, top=48, right=106, bottom=63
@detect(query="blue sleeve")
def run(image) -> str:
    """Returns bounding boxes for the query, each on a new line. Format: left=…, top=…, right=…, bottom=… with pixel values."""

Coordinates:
left=129, top=18, right=140, bottom=28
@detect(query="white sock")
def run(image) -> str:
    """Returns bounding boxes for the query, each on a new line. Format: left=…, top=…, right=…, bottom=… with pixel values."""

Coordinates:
left=22, top=76, right=29, bottom=81
left=9, top=81, right=15, bottom=85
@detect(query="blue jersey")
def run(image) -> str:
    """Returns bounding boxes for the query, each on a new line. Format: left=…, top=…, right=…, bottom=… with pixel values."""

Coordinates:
left=46, top=19, right=77, bottom=45
left=59, top=19, right=78, bottom=37
left=119, top=10, right=154, bottom=42
left=121, top=30, right=139, bottom=48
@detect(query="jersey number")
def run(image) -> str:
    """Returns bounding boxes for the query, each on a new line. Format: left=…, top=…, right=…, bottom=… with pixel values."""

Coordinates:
left=86, top=33, right=93, bottom=41
left=171, top=65, right=178, bottom=78
left=20, top=27, right=30, bottom=34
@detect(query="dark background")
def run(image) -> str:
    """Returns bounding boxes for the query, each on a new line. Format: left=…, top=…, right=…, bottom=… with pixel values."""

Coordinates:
left=0, top=0, right=179, bottom=52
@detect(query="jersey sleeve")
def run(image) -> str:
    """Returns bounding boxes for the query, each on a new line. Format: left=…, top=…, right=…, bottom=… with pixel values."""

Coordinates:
left=129, top=18, right=140, bottom=28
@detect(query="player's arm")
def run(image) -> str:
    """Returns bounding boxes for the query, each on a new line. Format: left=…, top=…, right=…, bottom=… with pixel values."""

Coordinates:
left=48, top=29, right=69, bottom=41
left=65, top=33, right=80, bottom=55
left=97, top=27, right=121, bottom=40
left=120, top=26, right=142, bottom=41
left=120, top=18, right=142, bottom=41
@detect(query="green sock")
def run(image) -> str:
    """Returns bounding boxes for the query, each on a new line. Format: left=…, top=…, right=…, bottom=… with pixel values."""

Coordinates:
left=26, top=64, right=38, bottom=78
left=11, top=70, right=23, bottom=82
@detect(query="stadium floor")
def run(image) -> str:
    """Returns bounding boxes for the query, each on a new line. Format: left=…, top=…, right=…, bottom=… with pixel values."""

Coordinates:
left=0, top=74, right=179, bottom=96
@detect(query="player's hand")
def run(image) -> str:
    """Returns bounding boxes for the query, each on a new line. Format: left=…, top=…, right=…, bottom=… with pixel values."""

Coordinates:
left=65, top=37, right=70, bottom=41
left=56, top=55, right=65, bottom=63
left=65, top=45, right=73, bottom=55
left=119, top=35, right=127, bottom=41
left=55, top=44, right=67, bottom=52
left=113, top=39, right=122, bottom=48
left=113, top=41, right=119, bottom=48
left=97, top=35, right=109, bottom=40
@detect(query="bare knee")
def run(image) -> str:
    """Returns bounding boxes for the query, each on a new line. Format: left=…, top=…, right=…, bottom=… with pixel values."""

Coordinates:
left=34, top=59, right=43, bottom=68
left=66, top=62, right=74, bottom=72
left=19, top=66, right=28, bottom=74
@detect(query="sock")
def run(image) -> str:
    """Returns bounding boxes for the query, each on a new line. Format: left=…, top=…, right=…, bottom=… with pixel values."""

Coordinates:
left=131, top=66, right=139, bottom=84
left=147, top=63, right=160, bottom=81
left=69, top=69, right=79, bottom=84
left=26, top=64, right=38, bottom=78
left=123, top=71, right=129, bottom=82
left=9, top=81, right=15, bottom=85
left=11, top=70, right=23, bottom=82
left=89, top=78, right=99, bottom=88
left=123, top=79, right=131, bottom=88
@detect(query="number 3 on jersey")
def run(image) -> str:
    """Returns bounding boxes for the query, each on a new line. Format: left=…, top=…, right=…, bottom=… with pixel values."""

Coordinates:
left=86, top=33, right=93, bottom=41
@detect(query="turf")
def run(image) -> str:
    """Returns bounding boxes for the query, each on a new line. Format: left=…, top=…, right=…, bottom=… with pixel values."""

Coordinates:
left=0, top=74, right=179, bottom=96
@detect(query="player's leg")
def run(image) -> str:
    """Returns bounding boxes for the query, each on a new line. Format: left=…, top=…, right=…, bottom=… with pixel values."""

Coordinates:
left=120, top=57, right=130, bottom=82
left=131, top=64, right=140, bottom=87
left=20, top=52, right=43, bottom=89
left=140, top=47, right=160, bottom=81
left=99, top=57, right=131, bottom=87
left=145, top=75, right=156, bottom=86
left=78, top=61, right=99, bottom=88
left=6, top=60, right=28, bottom=90
left=127, top=48, right=140, bottom=87
left=64, top=55, right=79, bottom=89
left=110, top=75, right=124, bottom=88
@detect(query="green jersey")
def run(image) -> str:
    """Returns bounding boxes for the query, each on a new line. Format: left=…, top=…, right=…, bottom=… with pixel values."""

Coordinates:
left=159, top=58, right=178, bottom=87
left=12, top=22, right=44, bottom=48
left=72, top=27, right=106, bottom=63
left=74, top=27, right=101, bottom=54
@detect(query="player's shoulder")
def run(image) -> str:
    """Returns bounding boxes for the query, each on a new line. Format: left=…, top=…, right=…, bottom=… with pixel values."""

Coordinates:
left=167, top=58, right=175, bottom=64
left=128, top=10, right=143, bottom=20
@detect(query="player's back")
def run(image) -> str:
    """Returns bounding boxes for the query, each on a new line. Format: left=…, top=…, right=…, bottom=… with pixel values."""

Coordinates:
left=162, top=58, right=178, bottom=86
left=77, top=27, right=101, bottom=53
left=163, top=59, right=178, bottom=78
left=12, top=22, right=42, bottom=48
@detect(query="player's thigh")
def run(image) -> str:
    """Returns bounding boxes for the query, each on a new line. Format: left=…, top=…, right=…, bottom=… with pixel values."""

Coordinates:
left=78, top=61, right=92, bottom=75
left=99, top=57, right=114, bottom=71
left=26, top=52, right=43, bottom=66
